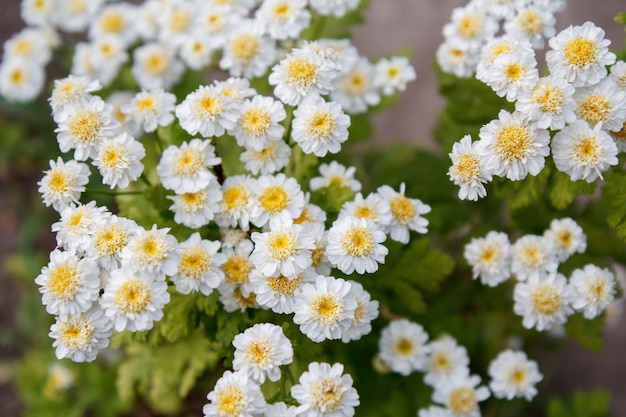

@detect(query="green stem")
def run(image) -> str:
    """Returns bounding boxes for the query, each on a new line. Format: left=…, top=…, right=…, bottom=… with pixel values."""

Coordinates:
left=139, top=174, right=152, bottom=187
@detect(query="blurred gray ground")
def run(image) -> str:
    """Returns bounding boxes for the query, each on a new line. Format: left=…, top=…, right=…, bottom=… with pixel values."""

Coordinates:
left=1, top=0, right=626, bottom=414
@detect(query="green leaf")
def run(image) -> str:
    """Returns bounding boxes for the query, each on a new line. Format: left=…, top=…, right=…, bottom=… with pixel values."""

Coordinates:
left=310, top=183, right=356, bottom=215
left=393, top=238, right=455, bottom=293
left=614, top=12, right=626, bottom=26
left=564, top=314, right=604, bottom=352
left=547, top=390, right=611, bottom=417
left=548, top=170, right=597, bottom=210
left=602, top=170, right=626, bottom=240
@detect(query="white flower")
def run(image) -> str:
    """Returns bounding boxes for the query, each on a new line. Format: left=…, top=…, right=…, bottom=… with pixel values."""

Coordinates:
left=418, top=406, right=455, bottom=417
left=373, top=56, right=416, bottom=96
left=168, top=182, right=223, bottom=229
left=220, top=19, right=277, bottom=79
left=48, top=75, right=102, bottom=118
left=215, top=77, right=257, bottom=104
left=424, top=337, right=470, bottom=388
left=293, top=275, right=356, bottom=343
left=511, top=235, right=559, bottom=282
left=121, top=88, right=177, bottom=133
left=240, top=139, right=291, bottom=175
left=21, top=0, right=57, bottom=27
left=301, top=222, right=332, bottom=275
left=232, top=323, right=294, bottom=383
left=341, top=281, right=379, bottom=343
left=464, top=231, right=511, bottom=287
left=221, top=243, right=255, bottom=289
left=231, top=95, right=286, bottom=151
left=337, top=192, right=392, bottom=229
left=49, top=306, right=112, bottom=363
left=436, top=40, right=480, bottom=79
left=203, top=370, right=266, bottom=417
left=543, top=218, right=587, bottom=262
left=291, top=362, right=360, bottom=417
left=99, top=268, right=170, bottom=332
left=308, top=0, right=360, bottom=17
left=256, top=0, right=311, bottom=40
left=503, top=7, right=556, bottom=49
left=513, top=273, right=575, bottom=331
left=378, top=319, right=430, bottom=376
left=570, top=264, right=616, bottom=319
left=330, top=57, right=381, bottom=114
left=292, top=94, right=351, bottom=157
left=488, top=349, right=543, bottom=401
left=87, top=215, right=141, bottom=271
left=56, top=0, right=104, bottom=33
left=377, top=183, right=430, bottom=243
left=249, top=268, right=316, bottom=314
left=176, top=85, right=240, bottom=138
left=573, top=78, right=626, bottom=132
left=171, top=233, right=225, bottom=295
left=265, top=402, right=299, bottom=417
left=3, top=27, right=52, bottom=66
left=310, top=161, right=362, bottom=192
left=157, top=138, right=221, bottom=193
left=250, top=173, right=305, bottom=228
left=52, top=202, right=110, bottom=254
left=38, top=157, right=90, bottom=213
left=326, top=216, right=388, bottom=275
left=546, top=21, right=617, bottom=87
left=477, top=110, right=550, bottom=181
left=551, top=120, right=618, bottom=183
left=476, top=37, right=534, bottom=84
left=155, top=1, right=196, bottom=48
left=483, top=49, right=539, bottom=102
left=89, top=2, right=139, bottom=45
left=93, top=132, right=145, bottom=189
left=443, top=5, right=498, bottom=51
left=195, top=4, right=236, bottom=50
left=515, top=75, right=577, bottom=130
left=448, top=135, right=492, bottom=201
left=179, top=32, right=214, bottom=70
left=218, top=284, right=260, bottom=313
left=35, top=249, right=101, bottom=319
left=432, top=374, right=490, bottom=417
left=88, top=35, right=129, bottom=79
left=120, top=225, right=180, bottom=276
left=608, top=60, right=626, bottom=90
left=216, top=175, right=258, bottom=231
left=131, top=42, right=185, bottom=90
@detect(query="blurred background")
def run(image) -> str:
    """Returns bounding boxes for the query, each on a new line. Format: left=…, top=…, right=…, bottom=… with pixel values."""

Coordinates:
left=1, top=0, right=625, bottom=415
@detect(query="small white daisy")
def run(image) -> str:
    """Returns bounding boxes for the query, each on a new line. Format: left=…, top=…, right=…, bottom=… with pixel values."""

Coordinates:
left=423, top=336, right=470, bottom=388
left=48, top=75, right=102, bottom=118
left=89, top=2, right=138, bottom=45
left=49, top=306, right=112, bottom=363
left=221, top=244, right=255, bottom=289
left=218, top=284, right=260, bottom=313
left=203, top=370, right=267, bottom=417
left=219, top=19, right=277, bottom=79
left=20, top=0, right=57, bottom=27
left=511, top=235, right=559, bottom=282
left=240, top=139, right=291, bottom=175
left=119, top=225, right=180, bottom=276
left=330, top=57, right=381, bottom=114
left=573, top=78, right=626, bottom=132
left=56, top=0, right=104, bottom=33
left=179, top=32, right=214, bottom=71
left=131, top=42, right=185, bottom=90
left=464, top=231, right=512, bottom=287
left=543, top=218, right=587, bottom=262
left=171, top=232, right=225, bottom=295
left=337, top=192, right=392, bottom=229
left=52, top=201, right=110, bottom=254
left=476, top=37, right=534, bottom=84
left=87, top=215, right=141, bottom=271
left=176, top=85, right=239, bottom=138
left=214, top=77, right=257, bottom=105
left=436, top=40, right=480, bottom=79
left=514, top=75, right=577, bottom=130
left=488, top=349, right=543, bottom=401
left=378, top=318, right=430, bottom=376
left=310, top=161, right=362, bottom=192
left=216, top=175, right=258, bottom=231
left=373, top=56, right=416, bottom=96
left=300, top=222, right=331, bottom=276
left=121, top=88, right=177, bottom=133
left=93, top=132, right=145, bottom=189
left=448, top=135, right=492, bottom=201
left=341, top=281, right=379, bottom=343
left=0, top=58, right=44, bottom=103
left=432, top=374, right=490, bottom=417
left=442, top=5, right=499, bottom=51
left=503, top=7, right=556, bottom=49
left=250, top=173, right=305, bottom=228
left=513, top=273, right=575, bottom=331
left=38, top=157, right=90, bottom=213
left=231, top=95, right=286, bottom=151
left=484, top=49, right=539, bottom=102
left=570, top=264, right=616, bottom=319
left=376, top=183, right=431, bottom=243
left=168, top=184, right=223, bottom=229
left=248, top=268, right=316, bottom=314
left=156, top=138, right=221, bottom=193
left=256, top=0, right=311, bottom=40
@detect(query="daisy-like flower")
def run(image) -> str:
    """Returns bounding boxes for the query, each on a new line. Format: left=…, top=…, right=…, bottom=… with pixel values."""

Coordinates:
left=171, top=233, right=225, bottom=295
left=87, top=215, right=141, bottom=271
left=330, top=57, right=381, bottom=114
left=232, top=323, right=294, bottom=383
left=35, top=249, right=101, bottom=319
left=608, top=60, right=626, bottom=91
left=484, top=49, right=539, bottom=102
left=179, top=33, right=214, bottom=71
left=309, top=161, right=362, bottom=192
left=301, top=222, right=332, bottom=275
left=326, top=216, right=388, bottom=275
left=573, top=78, right=626, bottom=132
left=378, top=319, right=430, bottom=376
left=294, top=194, right=328, bottom=226
left=176, top=85, right=239, bottom=138
left=292, top=94, right=351, bottom=157
left=513, top=273, right=575, bottom=331
left=218, top=283, right=260, bottom=313
left=121, top=88, right=177, bottom=133
left=215, top=77, right=257, bottom=105
left=216, top=175, right=258, bottom=231
left=551, top=120, right=618, bottom=183
left=377, top=183, right=431, bottom=243
left=3, top=27, right=51, bottom=66
left=503, top=7, right=556, bottom=50
left=120, top=225, right=180, bottom=276
left=20, top=0, right=57, bottom=27
left=240, top=139, right=292, bottom=175
left=432, top=374, right=490, bottom=417
left=476, top=37, right=534, bottom=84
left=448, top=135, right=492, bottom=201
left=291, top=362, right=360, bottom=417
left=48, top=75, right=102, bottom=118
left=52, top=201, right=110, bottom=254
left=99, top=267, right=170, bottom=332
left=250, top=173, right=305, bottom=228
left=269, top=46, right=339, bottom=106
left=256, top=0, right=311, bottom=40
left=55, top=95, right=119, bottom=161
left=337, top=192, right=392, bottom=229
left=249, top=268, right=316, bottom=314
left=49, top=306, right=112, bottom=363
left=546, top=21, right=617, bottom=87
left=38, top=157, right=90, bottom=213
left=418, top=406, right=454, bottom=417
left=88, top=34, right=129, bottom=75
left=89, top=2, right=138, bottom=44
left=221, top=243, right=254, bottom=289
left=157, top=138, right=221, bottom=193
left=308, top=0, right=360, bottom=17
left=293, top=275, right=356, bottom=342
left=436, top=40, right=480, bottom=79
left=464, top=231, right=511, bottom=287
left=442, top=5, right=499, bottom=51
left=43, top=362, right=75, bottom=397
left=570, top=264, right=616, bottom=319
left=543, top=218, right=587, bottom=262
left=488, top=349, right=543, bottom=401
left=195, top=4, right=236, bottom=50
left=423, top=337, right=470, bottom=388
left=515, top=75, right=577, bottom=130
left=131, top=42, right=185, bottom=90
left=168, top=182, right=223, bottom=229
left=220, top=19, right=277, bottom=79
left=203, top=370, right=266, bottom=417
left=373, top=56, right=416, bottom=96
left=341, top=281, right=379, bottom=343
left=266, top=402, right=299, bottom=417
left=231, top=95, right=286, bottom=151
left=56, top=0, right=104, bottom=33
left=93, top=132, right=145, bottom=189
left=250, top=220, right=315, bottom=279
left=511, top=235, right=559, bottom=282
left=155, top=1, right=196, bottom=48
left=531, top=0, right=567, bottom=13
left=477, top=110, right=550, bottom=181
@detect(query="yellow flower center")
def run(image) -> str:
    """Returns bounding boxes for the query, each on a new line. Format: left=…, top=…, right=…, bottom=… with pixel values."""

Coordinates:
left=311, top=293, right=341, bottom=324
left=311, top=377, right=342, bottom=412
left=531, top=283, right=562, bottom=315
left=386, top=66, right=399, bottom=78
left=137, top=96, right=155, bottom=111
left=572, top=136, right=599, bottom=164
left=13, top=39, right=33, bottom=56
left=69, top=110, right=103, bottom=144
left=233, top=286, right=256, bottom=307
left=344, top=71, right=368, bottom=95
left=69, top=0, right=86, bottom=14
left=341, top=227, right=374, bottom=257
left=454, top=153, right=481, bottom=184
left=47, top=170, right=69, bottom=193
left=180, top=190, right=208, bottom=211
left=173, top=148, right=204, bottom=177
left=216, top=385, right=245, bottom=417
left=505, top=62, right=524, bottom=81
left=67, top=211, right=84, bottom=227
left=48, top=264, right=79, bottom=300
left=135, top=234, right=167, bottom=266
left=99, top=143, right=128, bottom=170
left=430, top=352, right=452, bottom=374
left=99, top=11, right=123, bottom=34
left=563, top=37, right=597, bottom=68
left=231, top=34, right=260, bottom=62
left=195, top=94, right=224, bottom=118
left=115, top=279, right=150, bottom=314
left=179, top=246, right=211, bottom=279
left=577, top=94, right=611, bottom=125
left=287, top=58, right=317, bottom=88
left=143, top=53, right=167, bottom=75
left=222, top=256, right=251, bottom=285
left=390, top=195, right=415, bottom=224
left=311, top=244, right=324, bottom=267
left=94, top=223, right=128, bottom=256
left=555, top=230, right=572, bottom=248
left=611, top=121, right=626, bottom=143
left=223, top=185, right=249, bottom=211
left=494, top=124, right=531, bottom=162
left=478, top=245, right=497, bottom=266
left=531, top=84, right=564, bottom=114
left=273, top=3, right=291, bottom=19
left=518, top=10, right=542, bottom=35
left=268, top=274, right=301, bottom=295
left=457, top=14, right=482, bottom=39
left=244, top=339, right=272, bottom=365
left=267, top=231, right=298, bottom=261
left=259, top=185, right=288, bottom=214
left=449, top=387, right=477, bottom=415
left=395, top=337, right=414, bottom=355
left=169, top=9, right=191, bottom=33
left=585, top=276, right=607, bottom=303
left=240, top=108, right=271, bottom=136
left=507, top=367, right=527, bottom=387
left=354, top=204, right=374, bottom=220
left=519, top=243, right=545, bottom=269
left=59, top=317, right=93, bottom=348
left=306, top=109, right=336, bottom=140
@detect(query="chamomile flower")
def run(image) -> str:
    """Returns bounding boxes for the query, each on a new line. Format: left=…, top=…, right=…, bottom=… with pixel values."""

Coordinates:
left=464, top=231, right=512, bottom=287
left=49, top=306, right=112, bottom=363
left=432, top=374, right=490, bottom=417
left=511, top=235, right=558, bottom=282
left=293, top=275, right=356, bottom=342
left=301, top=222, right=332, bottom=275
left=196, top=4, right=235, bottom=50
left=240, top=139, right=291, bottom=175
left=515, top=75, right=576, bottom=130
left=100, top=267, right=170, bottom=332
left=308, top=0, right=360, bottom=17
left=231, top=95, right=286, bottom=151
left=52, top=201, right=110, bottom=254
left=55, top=95, right=119, bottom=161
left=443, top=5, right=499, bottom=51
left=43, top=362, right=75, bottom=398
left=250, top=173, right=305, bottom=228
left=423, top=337, right=470, bottom=388
left=155, top=0, right=196, bottom=48
left=215, top=77, right=257, bottom=104
left=20, top=0, right=57, bottom=27
left=331, top=57, right=381, bottom=114
left=171, top=233, right=225, bottom=295
left=477, top=110, right=550, bottom=181
left=573, top=78, right=626, bottom=131
left=48, top=75, right=102, bottom=118
left=294, top=194, right=328, bottom=226
left=377, top=183, right=430, bottom=243
left=488, top=350, right=543, bottom=401
left=88, top=34, right=129, bottom=75
left=513, top=273, right=575, bottom=331
left=38, top=157, right=90, bottom=212
left=56, top=0, right=104, bottom=33
left=337, top=192, right=392, bottom=229
left=436, top=40, right=480, bottom=78
left=503, top=7, right=556, bottom=49
left=570, top=265, right=616, bottom=319
left=87, top=215, right=141, bottom=271
left=131, top=42, right=185, bottom=90
left=249, top=268, right=316, bottom=314
left=121, top=88, right=177, bottom=133
left=218, top=284, right=260, bottom=313
left=309, top=161, right=362, bottom=192
left=341, top=281, right=379, bottom=343
left=156, top=138, right=221, bottom=193
left=216, top=175, right=258, bottom=231
left=176, top=85, right=239, bottom=138
left=89, top=2, right=138, bottom=44
left=120, top=225, right=180, bottom=276
left=220, top=19, right=277, bottom=79
left=35, top=249, right=101, bottom=319
left=543, top=218, right=587, bottom=262
left=93, top=132, right=145, bottom=189
left=476, top=37, right=534, bottom=84
left=291, top=362, right=360, bottom=417
left=326, top=216, right=388, bottom=275
left=608, top=60, right=626, bottom=90
left=168, top=182, right=223, bottom=229
left=378, top=319, right=430, bottom=376
left=232, top=323, right=294, bottom=383
left=448, top=135, right=492, bottom=201
left=179, top=33, right=214, bottom=70
left=484, top=49, right=539, bottom=102
left=373, top=56, right=416, bottom=96
left=551, top=120, right=618, bottom=183
left=256, top=0, right=311, bottom=40
left=203, top=370, right=266, bottom=417
left=3, top=28, right=53, bottom=66
left=0, top=57, right=45, bottom=102
left=546, top=21, right=616, bottom=87
left=221, top=244, right=255, bottom=288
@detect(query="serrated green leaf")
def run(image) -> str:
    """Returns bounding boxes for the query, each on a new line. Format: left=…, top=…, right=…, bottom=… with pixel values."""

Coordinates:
left=393, top=238, right=455, bottom=293
left=548, top=170, right=597, bottom=210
